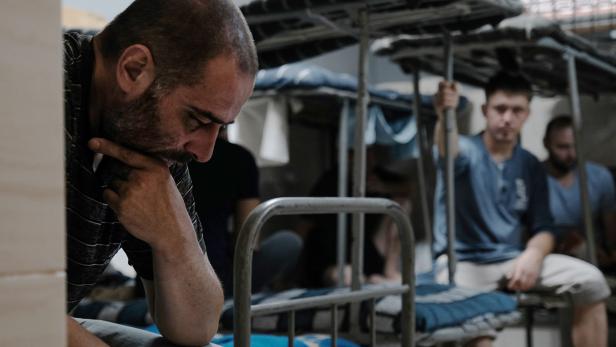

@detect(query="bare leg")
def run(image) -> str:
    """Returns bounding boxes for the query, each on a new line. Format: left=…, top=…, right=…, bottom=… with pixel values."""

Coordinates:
left=572, top=301, right=607, bottom=347
left=464, top=336, right=493, bottom=347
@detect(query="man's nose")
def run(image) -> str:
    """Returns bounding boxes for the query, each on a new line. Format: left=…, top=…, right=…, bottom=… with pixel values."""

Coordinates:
left=185, top=126, right=220, bottom=163
left=502, top=110, right=513, bottom=123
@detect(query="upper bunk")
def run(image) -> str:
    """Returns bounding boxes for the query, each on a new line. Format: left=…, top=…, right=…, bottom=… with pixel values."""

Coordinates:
left=247, top=63, right=470, bottom=126
left=241, top=0, right=524, bottom=67
left=230, top=64, right=469, bottom=166
left=374, top=16, right=616, bottom=97
left=253, top=63, right=420, bottom=111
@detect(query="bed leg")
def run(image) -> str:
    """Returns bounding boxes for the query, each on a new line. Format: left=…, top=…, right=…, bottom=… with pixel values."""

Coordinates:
left=525, top=307, right=534, bottom=347
left=288, top=310, right=295, bottom=347
left=370, top=298, right=377, bottom=347
left=331, top=304, right=338, bottom=347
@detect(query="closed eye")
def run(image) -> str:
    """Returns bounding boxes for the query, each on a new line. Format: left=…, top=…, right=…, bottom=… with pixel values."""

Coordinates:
left=186, top=112, right=211, bottom=131
left=187, top=112, right=229, bottom=132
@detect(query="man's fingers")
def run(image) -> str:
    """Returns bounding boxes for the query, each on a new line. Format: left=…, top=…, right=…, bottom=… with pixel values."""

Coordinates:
left=108, top=179, right=127, bottom=196
left=102, top=189, right=121, bottom=211
left=507, top=266, right=523, bottom=290
left=508, top=270, right=536, bottom=291
left=89, top=138, right=152, bottom=169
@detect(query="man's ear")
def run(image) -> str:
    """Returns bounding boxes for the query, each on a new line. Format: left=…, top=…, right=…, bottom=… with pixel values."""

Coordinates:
left=115, top=44, right=155, bottom=100
left=481, top=103, right=487, bottom=118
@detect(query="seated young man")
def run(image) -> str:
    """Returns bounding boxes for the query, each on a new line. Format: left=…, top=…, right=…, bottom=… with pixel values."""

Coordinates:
left=432, top=71, right=610, bottom=347
left=543, top=115, right=616, bottom=271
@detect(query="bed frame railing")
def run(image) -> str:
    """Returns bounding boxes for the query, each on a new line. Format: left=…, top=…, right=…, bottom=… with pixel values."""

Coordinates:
left=233, top=197, right=415, bottom=347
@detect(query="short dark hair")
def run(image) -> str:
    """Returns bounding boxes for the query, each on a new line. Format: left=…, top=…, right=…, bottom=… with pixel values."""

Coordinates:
left=544, top=115, right=573, bottom=143
left=484, top=70, right=533, bottom=102
left=98, top=0, right=258, bottom=89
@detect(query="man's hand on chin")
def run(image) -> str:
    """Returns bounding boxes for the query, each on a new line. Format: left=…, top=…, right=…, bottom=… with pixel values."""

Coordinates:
left=88, top=137, right=195, bottom=249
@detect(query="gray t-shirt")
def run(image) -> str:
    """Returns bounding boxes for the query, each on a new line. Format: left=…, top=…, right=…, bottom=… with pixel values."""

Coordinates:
left=548, top=162, right=616, bottom=237
left=433, top=134, right=556, bottom=263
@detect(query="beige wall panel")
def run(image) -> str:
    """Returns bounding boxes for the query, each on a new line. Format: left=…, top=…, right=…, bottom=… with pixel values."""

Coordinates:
left=0, top=0, right=64, bottom=274
left=0, top=273, right=66, bottom=347
left=0, top=193, right=65, bottom=274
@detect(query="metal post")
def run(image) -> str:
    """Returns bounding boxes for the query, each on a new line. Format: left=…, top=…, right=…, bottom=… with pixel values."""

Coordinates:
left=370, top=298, right=377, bottom=347
left=337, top=99, right=350, bottom=287
left=565, top=53, right=597, bottom=265
left=412, top=68, right=433, bottom=255
left=331, top=304, right=338, bottom=347
left=443, top=35, right=457, bottom=284
left=351, top=8, right=369, bottom=335
left=288, top=311, right=295, bottom=347
left=233, top=197, right=415, bottom=347
left=525, top=307, right=534, bottom=347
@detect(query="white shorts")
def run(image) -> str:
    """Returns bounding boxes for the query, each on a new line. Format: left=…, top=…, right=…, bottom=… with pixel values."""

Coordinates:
left=436, top=253, right=610, bottom=306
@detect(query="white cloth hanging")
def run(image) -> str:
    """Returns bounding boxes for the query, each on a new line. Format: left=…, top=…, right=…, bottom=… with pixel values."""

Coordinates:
left=228, top=96, right=290, bottom=167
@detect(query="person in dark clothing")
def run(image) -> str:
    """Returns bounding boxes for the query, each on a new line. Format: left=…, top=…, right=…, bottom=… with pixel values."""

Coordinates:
left=63, top=1, right=257, bottom=346
left=298, top=149, right=410, bottom=288
left=189, top=136, right=302, bottom=297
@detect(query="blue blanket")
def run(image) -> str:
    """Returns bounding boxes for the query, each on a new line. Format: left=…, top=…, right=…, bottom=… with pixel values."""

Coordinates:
left=220, top=283, right=518, bottom=334
left=416, top=284, right=517, bottom=332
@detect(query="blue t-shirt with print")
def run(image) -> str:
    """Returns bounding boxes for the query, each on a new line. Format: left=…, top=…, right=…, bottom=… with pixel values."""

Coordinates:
left=433, top=134, right=556, bottom=263
left=548, top=162, right=616, bottom=237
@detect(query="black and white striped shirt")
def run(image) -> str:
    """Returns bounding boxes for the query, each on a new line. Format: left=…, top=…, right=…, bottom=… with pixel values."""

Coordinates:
left=63, top=32, right=205, bottom=312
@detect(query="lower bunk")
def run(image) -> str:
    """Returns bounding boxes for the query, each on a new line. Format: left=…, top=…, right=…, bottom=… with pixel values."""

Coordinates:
left=75, top=283, right=520, bottom=346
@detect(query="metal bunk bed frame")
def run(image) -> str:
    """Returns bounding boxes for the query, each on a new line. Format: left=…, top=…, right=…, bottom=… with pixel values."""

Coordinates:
left=376, top=22, right=616, bottom=347
left=233, top=197, right=416, bottom=347
left=231, top=1, right=525, bottom=345
left=249, top=79, right=419, bottom=289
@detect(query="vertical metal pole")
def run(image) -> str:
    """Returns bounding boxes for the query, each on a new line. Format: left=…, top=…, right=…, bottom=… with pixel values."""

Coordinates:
left=288, top=310, right=295, bottom=347
left=413, top=68, right=433, bottom=256
left=443, top=35, right=457, bottom=285
left=525, top=307, right=534, bottom=347
left=370, top=298, right=377, bottom=347
left=337, top=100, right=350, bottom=287
left=351, top=8, right=369, bottom=336
left=331, top=304, right=338, bottom=347
left=566, top=53, right=597, bottom=265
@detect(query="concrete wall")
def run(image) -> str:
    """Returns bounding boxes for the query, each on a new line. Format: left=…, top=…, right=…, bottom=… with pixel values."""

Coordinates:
left=0, top=1, right=65, bottom=346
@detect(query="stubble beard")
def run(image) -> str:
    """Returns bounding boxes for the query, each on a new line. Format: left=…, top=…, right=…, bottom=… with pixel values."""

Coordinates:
left=549, top=155, right=576, bottom=174
left=102, top=84, right=193, bottom=165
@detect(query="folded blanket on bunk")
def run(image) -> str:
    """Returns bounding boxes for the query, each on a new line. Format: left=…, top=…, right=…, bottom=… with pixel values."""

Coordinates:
left=220, top=284, right=520, bottom=338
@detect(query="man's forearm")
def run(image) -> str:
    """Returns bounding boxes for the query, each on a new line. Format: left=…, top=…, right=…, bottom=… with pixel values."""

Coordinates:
left=149, top=234, right=223, bottom=346
left=434, top=115, right=459, bottom=158
left=526, top=231, right=555, bottom=257
left=67, top=316, right=110, bottom=347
